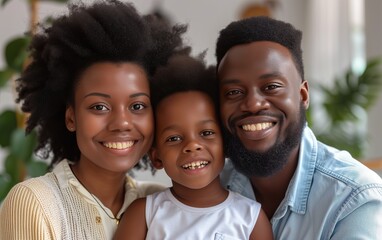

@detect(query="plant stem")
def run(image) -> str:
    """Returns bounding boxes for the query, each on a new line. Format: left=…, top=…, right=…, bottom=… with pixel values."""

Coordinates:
left=30, top=0, right=39, bottom=35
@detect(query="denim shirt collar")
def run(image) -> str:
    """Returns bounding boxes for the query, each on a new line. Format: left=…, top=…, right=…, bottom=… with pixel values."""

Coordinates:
left=273, top=126, right=318, bottom=219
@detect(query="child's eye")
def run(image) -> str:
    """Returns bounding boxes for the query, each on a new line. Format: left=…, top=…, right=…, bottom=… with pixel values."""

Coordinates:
left=131, top=103, right=146, bottom=111
left=226, top=89, right=242, bottom=96
left=90, top=104, right=109, bottom=112
left=166, top=135, right=182, bottom=143
left=201, top=130, right=215, bottom=137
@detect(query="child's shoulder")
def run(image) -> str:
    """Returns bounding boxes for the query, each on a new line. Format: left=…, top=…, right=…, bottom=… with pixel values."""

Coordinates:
left=229, top=190, right=261, bottom=206
left=130, top=177, right=167, bottom=197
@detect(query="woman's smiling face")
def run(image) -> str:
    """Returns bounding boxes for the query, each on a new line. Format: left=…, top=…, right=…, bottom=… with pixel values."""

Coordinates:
left=65, top=62, right=154, bottom=173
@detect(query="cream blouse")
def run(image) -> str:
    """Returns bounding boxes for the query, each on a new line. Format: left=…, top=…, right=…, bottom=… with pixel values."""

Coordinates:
left=0, top=159, right=165, bottom=240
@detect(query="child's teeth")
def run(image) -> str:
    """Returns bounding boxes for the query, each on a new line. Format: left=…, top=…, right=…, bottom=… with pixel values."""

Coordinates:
left=182, top=161, right=209, bottom=170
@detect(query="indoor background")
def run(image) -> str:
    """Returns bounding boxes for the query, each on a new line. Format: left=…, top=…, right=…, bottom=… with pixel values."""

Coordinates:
left=1, top=0, right=381, bottom=187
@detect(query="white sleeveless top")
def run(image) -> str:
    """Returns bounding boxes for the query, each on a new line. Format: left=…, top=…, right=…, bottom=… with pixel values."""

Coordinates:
left=145, top=189, right=261, bottom=240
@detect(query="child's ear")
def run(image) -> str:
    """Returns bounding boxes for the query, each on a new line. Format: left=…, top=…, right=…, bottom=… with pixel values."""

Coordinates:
left=149, top=148, right=164, bottom=169
left=65, top=106, right=76, bottom=132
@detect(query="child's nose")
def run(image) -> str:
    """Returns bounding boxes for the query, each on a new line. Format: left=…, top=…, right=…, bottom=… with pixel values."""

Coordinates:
left=183, top=140, right=203, bottom=153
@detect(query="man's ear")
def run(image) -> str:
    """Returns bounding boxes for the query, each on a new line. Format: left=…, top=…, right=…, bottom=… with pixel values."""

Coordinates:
left=300, top=80, right=309, bottom=109
left=149, top=148, right=164, bottom=170
left=65, top=106, right=76, bottom=132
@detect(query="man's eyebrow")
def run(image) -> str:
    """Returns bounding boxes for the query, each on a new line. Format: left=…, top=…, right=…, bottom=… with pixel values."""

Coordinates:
left=259, top=72, right=283, bottom=79
left=220, top=71, right=284, bottom=85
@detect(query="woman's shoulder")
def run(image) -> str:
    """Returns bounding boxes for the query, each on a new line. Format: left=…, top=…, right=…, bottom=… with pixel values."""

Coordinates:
left=3, top=172, right=58, bottom=204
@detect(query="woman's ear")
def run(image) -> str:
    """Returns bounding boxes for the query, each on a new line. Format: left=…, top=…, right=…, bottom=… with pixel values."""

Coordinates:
left=149, top=148, right=164, bottom=169
left=65, top=106, right=76, bottom=132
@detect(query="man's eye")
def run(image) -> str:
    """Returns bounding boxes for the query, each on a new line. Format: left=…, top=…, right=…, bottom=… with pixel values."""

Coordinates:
left=265, top=84, right=281, bottom=91
left=131, top=103, right=146, bottom=111
left=166, top=136, right=181, bottom=142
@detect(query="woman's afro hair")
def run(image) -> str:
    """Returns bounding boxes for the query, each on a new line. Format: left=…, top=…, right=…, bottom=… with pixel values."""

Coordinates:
left=216, top=16, right=304, bottom=79
left=16, top=0, right=186, bottom=168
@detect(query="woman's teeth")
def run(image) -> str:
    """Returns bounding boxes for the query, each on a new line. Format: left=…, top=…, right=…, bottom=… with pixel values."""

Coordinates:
left=103, top=141, right=134, bottom=149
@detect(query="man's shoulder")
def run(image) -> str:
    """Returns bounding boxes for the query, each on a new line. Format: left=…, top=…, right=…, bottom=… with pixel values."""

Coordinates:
left=314, top=142, right=382, bottom=188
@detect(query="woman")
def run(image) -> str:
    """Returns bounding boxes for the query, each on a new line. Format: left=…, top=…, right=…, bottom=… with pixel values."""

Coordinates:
left=0, top=1, right=185, bottom=239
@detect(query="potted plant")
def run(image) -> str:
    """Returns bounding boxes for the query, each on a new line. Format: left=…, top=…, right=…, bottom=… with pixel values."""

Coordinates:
left=0, top=0, right=67, bottom=201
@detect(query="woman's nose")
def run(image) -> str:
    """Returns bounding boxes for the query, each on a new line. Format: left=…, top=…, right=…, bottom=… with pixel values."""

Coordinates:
left=108, top=109, right=132, bottom=131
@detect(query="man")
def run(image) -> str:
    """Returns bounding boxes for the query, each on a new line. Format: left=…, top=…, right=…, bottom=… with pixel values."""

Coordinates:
left=216, top=16, right=382, bottom=239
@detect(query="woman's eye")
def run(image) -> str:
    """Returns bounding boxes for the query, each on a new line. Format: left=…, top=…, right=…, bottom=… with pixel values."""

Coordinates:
left=91, top=104, right=108, bottom=111
left=166, top=136, right=181, bottom=143
left=131, top=103, right=146, bottom=111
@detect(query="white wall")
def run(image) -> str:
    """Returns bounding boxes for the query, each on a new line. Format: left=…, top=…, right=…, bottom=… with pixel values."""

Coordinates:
left=1, top=0, right=381, bottom=186
left=364, top=0, right=382, bottom=160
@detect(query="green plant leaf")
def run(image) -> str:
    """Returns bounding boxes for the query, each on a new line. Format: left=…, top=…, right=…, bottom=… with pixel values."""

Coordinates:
left=0, top=174, right=13, bottom=201
left=0, top=0, right=11, bottom=7
left=5, top=36, right=30, bottom=72
left=10, top=128, right=37, bottom=162
left=0, top=68, right=14, bottom=88
left=27, top=160, right=48, bottom=178
left=320, top=58, right=382, bottom=125
left=4, top=153, right=21, bottom=182
left=309, top=57, right=382, bottom=158
left=0, top=109, right=18, bottom=147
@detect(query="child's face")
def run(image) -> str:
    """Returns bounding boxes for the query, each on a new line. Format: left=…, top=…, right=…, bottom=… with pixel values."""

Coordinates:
left=65, top=62, right=153, bottom=174
left=152, top=91, right=224, bottom=189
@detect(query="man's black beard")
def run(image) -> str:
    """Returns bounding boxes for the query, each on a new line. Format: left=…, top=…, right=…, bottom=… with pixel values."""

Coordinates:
left=223, top=104, right=306, bottom=178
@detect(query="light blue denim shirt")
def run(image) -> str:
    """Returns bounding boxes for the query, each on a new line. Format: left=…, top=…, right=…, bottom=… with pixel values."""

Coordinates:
left=220, top=126, right=382, bottom=240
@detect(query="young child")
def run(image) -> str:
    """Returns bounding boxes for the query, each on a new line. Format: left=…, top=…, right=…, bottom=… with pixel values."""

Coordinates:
left=0, top=1, right=185, bottom=239
left=114, top=54, right=273, bottom=239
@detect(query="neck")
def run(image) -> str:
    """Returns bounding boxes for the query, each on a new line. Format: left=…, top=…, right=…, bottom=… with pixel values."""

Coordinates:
left=250, top=147, right=299, bottom=219
left=171, top=177, right=228, bottom=208
left=71, top=161, right=126, bottom=216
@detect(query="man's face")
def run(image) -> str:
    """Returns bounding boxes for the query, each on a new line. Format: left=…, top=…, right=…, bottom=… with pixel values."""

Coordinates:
left=217, top=41, right=309, bottom=177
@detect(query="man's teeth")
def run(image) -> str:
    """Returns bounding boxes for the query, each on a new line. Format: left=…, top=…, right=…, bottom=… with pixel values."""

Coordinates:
left=182, top=161, right=209, bottom=170
left=103, top=141, right=134, bottom=149
left=242, top=122, right=273, bottom=131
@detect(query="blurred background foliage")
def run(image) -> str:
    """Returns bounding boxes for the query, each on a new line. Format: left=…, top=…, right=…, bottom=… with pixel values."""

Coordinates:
left=0, top=0, right=382, bottom=202
left=307, top=58, right=382, bottom=158
left=0, top=0, right=68, bottom=201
